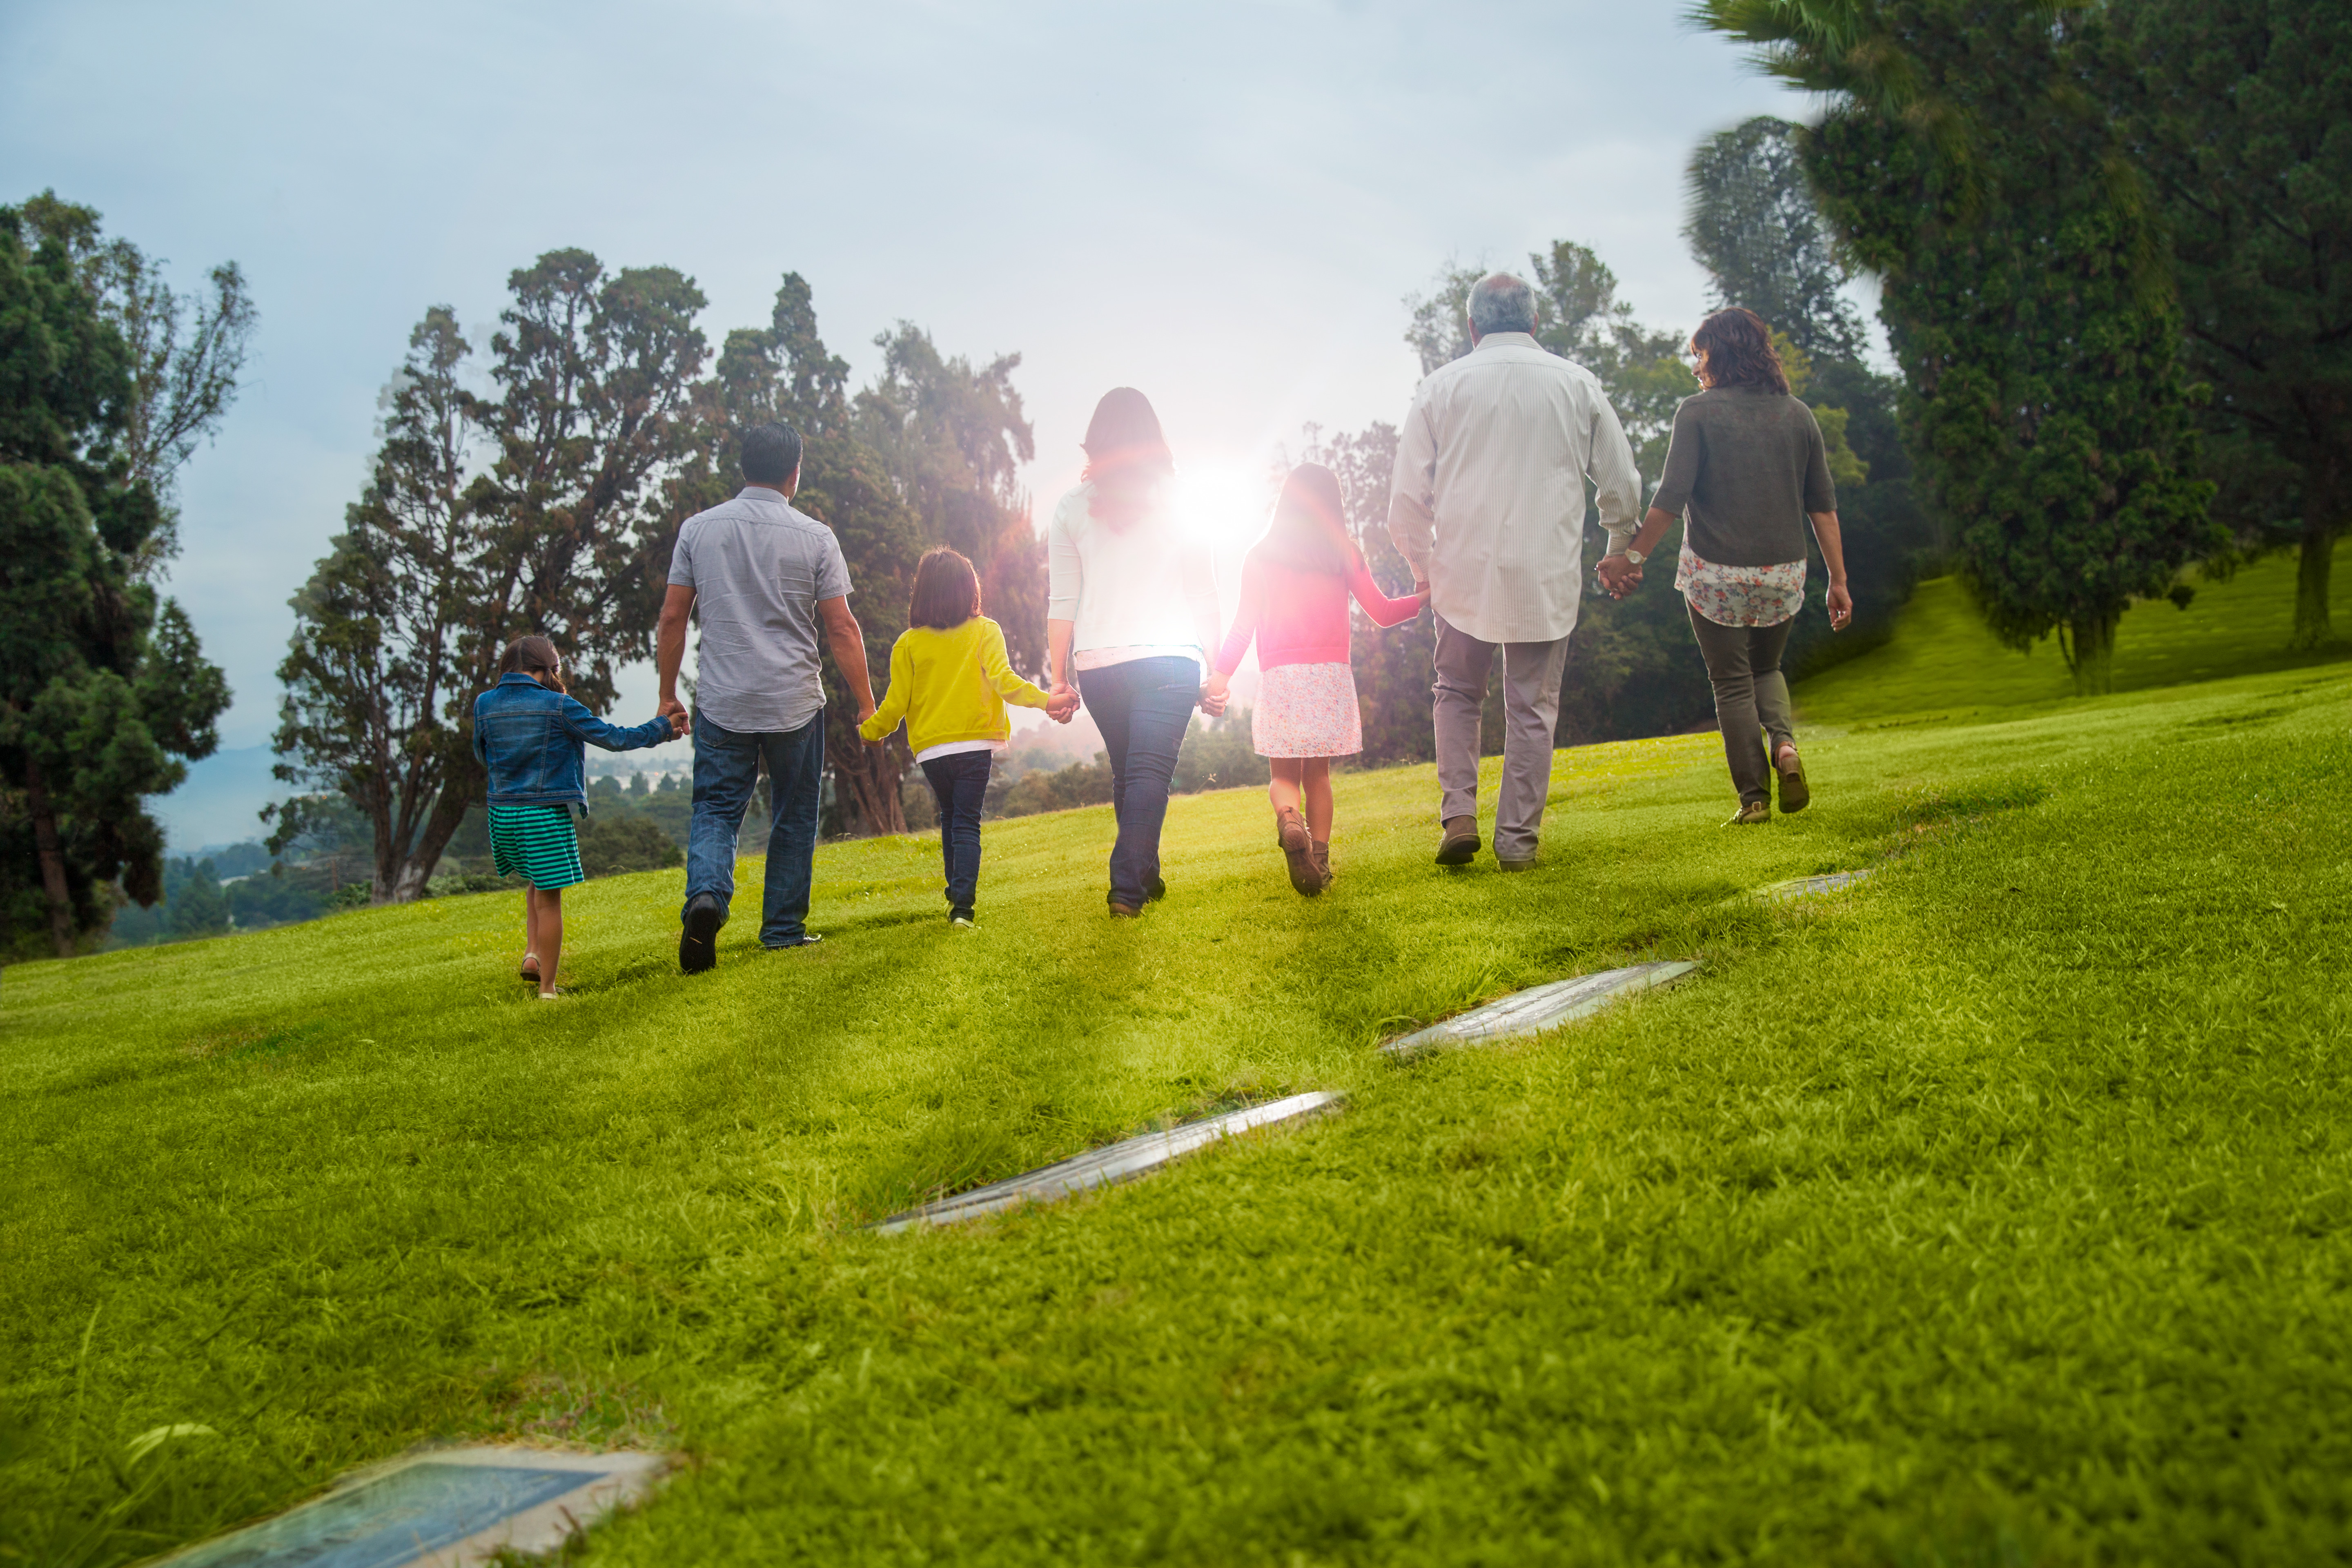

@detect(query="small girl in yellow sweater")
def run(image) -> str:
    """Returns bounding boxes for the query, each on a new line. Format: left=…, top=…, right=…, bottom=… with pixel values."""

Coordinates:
left=861, top=548, right=1078, bottom=926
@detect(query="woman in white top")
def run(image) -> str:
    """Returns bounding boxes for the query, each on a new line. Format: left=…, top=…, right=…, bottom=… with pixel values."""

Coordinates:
left=1047, top=388, right=1225, bottom=917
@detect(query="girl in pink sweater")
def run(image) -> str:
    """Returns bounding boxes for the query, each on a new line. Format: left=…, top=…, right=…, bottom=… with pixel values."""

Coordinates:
left=1205, top=464, right=1426, bottom=895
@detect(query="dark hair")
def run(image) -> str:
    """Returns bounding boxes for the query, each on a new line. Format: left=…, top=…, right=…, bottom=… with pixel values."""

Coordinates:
left=740, top=421, right=804, bottom=486
left=1253, top=463, right=1358, bottom=577
left=498, top=633, right=566, bottom=693
left=1690, top=307, right=1791, bottom=395
left=907, top=547, right=981, bottom=630
left=1080, top=387, right=1174, bottom=530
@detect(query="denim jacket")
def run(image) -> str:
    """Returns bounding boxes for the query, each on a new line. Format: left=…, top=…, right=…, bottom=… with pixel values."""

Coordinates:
left=472, top=675, right=677, bottom=808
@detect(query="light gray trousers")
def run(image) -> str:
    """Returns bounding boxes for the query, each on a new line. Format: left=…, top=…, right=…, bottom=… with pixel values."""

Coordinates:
left=1432, top=615, right=1572, bottom=862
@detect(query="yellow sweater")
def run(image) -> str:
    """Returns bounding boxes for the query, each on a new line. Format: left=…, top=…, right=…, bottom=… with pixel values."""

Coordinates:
left=857, top=617, right=1054, bottom=756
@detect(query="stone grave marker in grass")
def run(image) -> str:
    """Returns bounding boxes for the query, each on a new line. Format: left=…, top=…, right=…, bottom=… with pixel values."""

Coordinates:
left=159, top=1447, right=664, bottom=1568
left=872, top=962, right=1698, bottom=1234
left=1757, top=869, right=1874, bottom=902
left=871, top=1091, right=1345, bottom=1234
left=1377, top=961, right=1698, bottom=1059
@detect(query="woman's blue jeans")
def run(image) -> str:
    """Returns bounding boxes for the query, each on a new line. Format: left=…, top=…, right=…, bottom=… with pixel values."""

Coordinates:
left=1076, top=656, right=1199, bottom=909
left=920, top=750, right=992, bottom=915
left=683, top=710, right=824, bottom=946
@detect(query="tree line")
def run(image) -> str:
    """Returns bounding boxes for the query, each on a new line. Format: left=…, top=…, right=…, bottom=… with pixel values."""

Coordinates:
left=268, top=262, right=1038, bottom=904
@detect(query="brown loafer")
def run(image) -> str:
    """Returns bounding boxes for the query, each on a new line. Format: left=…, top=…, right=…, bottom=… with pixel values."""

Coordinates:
left=1434, top=815, right=1480, bottom=866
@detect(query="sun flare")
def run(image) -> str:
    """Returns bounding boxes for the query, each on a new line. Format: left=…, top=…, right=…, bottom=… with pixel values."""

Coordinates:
left=1172, top=462, right=1276, bottom=552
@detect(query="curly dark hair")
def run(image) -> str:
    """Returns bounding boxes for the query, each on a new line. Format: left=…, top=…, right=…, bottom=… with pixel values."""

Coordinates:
left=1691, top=307, right=1791, bottom=395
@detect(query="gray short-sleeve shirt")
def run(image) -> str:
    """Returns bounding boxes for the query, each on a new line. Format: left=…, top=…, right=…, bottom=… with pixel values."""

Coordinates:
left=668, top=488, right=853, bottom=733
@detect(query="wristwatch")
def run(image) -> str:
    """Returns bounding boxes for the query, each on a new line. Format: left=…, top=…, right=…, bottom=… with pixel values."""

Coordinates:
left=1619, top=547, right=1646, bottom=567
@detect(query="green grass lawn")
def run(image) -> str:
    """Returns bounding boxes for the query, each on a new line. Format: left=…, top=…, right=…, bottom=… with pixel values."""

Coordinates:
left=6, top=635, right=2352, bottom=1563
left=1797, top=538, right=2352, bottom=725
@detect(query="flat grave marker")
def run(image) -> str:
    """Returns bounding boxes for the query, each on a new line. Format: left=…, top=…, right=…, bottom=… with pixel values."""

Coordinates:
left=159, top=1446, right=664, bottom=1568
left=1378, top=960, right=1697, bottom=1058
left=871, top=1091, right=1344, bottom=1234
left=1758, top=869, right=1875, bottom=902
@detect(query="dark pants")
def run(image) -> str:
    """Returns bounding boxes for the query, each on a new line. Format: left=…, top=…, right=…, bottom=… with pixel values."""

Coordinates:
left=683, top=710, right=824, bottom=946
left=1076, top=656, right=1199, bottom=908
left=920, top=750, right=992, bottom=915
left=1686, top=606, right=1795, bottom=806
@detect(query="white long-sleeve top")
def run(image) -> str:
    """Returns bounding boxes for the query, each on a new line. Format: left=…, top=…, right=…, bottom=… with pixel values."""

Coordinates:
left=1386, top=331, right=1644, bottom=645
left=1046, top=481, right=1221, bottom=672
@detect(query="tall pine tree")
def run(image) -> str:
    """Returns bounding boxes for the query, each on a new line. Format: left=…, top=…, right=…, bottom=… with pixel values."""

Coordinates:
left=1702, top=0, right=2219, bottom=693
left=0, top=199, right=230, bottom=957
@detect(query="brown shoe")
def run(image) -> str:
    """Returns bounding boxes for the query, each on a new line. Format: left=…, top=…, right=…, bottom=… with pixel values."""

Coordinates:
left=1775, top=744, right=1811, bottom=814
left=1434, top=815, right=1480, bottom=866
left=1277, top=808, right=1322, bottom=896
left=1311, top=840, right=1333, bottom=887
left=1725, top=800, right=1771, bottom=826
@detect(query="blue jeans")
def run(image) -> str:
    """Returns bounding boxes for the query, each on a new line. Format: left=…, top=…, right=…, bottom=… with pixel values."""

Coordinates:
left=684, top=710, right=824, bottom=946
left=1076, top=656, right=1198, bottom=908
left=920, top=750, right=993, bottom=915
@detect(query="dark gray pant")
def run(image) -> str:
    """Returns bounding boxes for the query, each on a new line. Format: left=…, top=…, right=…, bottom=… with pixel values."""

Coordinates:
left=1687, top=604, right=1795, bottom=806
left=1432, top=615, right=1572, bottom=862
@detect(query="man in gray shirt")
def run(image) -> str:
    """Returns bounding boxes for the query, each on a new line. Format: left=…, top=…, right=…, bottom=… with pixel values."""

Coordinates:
left=657, top=421, right=875, bottom=970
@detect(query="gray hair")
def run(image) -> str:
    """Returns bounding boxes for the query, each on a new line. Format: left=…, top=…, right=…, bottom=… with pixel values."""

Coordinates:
left=1467, top=272, right=1538, bottom=336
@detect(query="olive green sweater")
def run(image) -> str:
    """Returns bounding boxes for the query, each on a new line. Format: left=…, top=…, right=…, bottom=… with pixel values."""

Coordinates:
left=1649, top=388, right=1837, bottom=567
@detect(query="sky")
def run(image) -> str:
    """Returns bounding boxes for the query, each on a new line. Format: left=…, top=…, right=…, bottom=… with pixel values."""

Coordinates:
left=2, top=0, right=1829, bottom=841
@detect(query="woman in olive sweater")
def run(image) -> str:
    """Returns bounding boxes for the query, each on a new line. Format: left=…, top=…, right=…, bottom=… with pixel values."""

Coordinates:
left=1595, top=307, right=1853, bottom=823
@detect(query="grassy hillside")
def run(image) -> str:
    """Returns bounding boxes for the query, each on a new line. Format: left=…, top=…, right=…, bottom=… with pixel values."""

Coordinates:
left=5, top=663, right=2352, bottom=1564
left=1797, top=538, right=2352, bottom=724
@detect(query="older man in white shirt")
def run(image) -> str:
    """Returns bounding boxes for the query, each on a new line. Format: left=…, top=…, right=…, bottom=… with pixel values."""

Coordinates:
left=1388, top=272, right=1644, bottom=870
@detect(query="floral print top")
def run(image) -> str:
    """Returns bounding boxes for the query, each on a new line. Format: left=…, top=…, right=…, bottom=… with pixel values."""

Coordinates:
left=1675, top=542, right=1806, bottom=628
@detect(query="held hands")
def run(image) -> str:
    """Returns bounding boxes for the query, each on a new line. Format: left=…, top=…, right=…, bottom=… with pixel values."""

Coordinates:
left=1826, top=581, right=1853, bottom=631
left=1200, top=670, right=1231, bottom=719
left=1594, top=554, right=1643, bottom=599
left=1045, top=686, right=1082, bottom=724
left=658, top=697, right=691, bottom=739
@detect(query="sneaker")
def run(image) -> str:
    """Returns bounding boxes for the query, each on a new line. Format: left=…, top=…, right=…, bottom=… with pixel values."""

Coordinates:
left=1435, top=815, right=1480, bottom=866
left=764, top=932, right=824, bottom=949
left=1775, top=746, right=1811, bottom=814
left=950, top=909, right=975, bottom=928
left=1725, top=801, right=1771, bottom=826
left=679, top=893, right=724, bottom=974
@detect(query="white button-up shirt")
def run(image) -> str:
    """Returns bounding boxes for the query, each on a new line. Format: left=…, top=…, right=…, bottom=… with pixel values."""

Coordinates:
left=1386, top=331, right=1643, bottom=645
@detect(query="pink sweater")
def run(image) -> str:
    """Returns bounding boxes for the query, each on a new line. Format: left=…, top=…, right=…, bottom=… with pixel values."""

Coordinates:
left=1213, top=548, right=1424, bottom=676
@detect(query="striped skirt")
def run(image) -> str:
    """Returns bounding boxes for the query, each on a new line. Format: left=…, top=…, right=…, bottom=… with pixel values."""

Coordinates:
left=488, top=804, right=584, bottom=891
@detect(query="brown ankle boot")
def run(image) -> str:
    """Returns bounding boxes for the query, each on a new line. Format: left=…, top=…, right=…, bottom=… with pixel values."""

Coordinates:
left=1311, top=840, right=1333, bottom=887
left=1276, top=808, right=1321, bottom=896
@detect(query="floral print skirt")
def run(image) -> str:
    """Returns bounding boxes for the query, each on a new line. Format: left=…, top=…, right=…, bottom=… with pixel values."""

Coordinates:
left=1252, top=662, right=1362, bottom=758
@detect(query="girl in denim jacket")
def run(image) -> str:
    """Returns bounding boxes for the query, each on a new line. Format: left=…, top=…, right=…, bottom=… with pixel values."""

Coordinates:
left=472, top=635, right=682, bottom=997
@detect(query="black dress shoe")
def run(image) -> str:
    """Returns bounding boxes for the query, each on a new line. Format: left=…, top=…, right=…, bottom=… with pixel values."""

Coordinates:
left=679, top=893, right=724, bottom=974
left=1145, top=875, right=1167, bottom=902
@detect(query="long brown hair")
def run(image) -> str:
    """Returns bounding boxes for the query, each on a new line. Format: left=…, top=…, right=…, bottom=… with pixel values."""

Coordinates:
left=907, top=547, right=981, bottom=630
left=498, top=633, right=567, bottom=693
left=1253, top=463, right=1358, bottom=577
left=1080, top=386, right=1174, bottom=531
left=1691, top=307, right=1791, bottom=394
